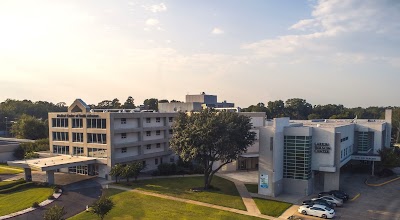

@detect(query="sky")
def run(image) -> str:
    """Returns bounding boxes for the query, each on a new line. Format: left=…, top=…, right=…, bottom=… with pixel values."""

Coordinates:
left=0, top=0, right=399, bottom=108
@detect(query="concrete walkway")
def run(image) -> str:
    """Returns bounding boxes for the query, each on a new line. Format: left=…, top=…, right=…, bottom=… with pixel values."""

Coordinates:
left=107, top=184, right=275, bottom=220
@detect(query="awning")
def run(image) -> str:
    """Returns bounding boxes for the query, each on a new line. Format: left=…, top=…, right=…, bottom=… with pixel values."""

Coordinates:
left=7, top=155, right=97, bottom=171
left=240, top=153, right=259, bottom=158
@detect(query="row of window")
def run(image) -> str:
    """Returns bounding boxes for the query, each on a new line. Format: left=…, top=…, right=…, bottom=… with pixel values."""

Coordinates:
left=340, top=145, right=353, bottom=161
left=120, top=117, right=174, bottom=124
left=120, top=143, right=163, bottom=153
left=53, top=132, right=106, bottom=144
left=53, top=145, right=107, bottom=158
left=52, top=118, right=107, bottom=129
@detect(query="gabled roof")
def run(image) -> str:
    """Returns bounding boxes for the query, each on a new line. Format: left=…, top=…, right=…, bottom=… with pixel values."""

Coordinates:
left=68, top=99, right=90, bottom=113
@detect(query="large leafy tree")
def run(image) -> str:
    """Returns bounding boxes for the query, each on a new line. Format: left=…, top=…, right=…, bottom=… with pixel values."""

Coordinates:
left=121, top=162, right=145, bottom=182
left=285, top=98, right=312, bottom=120
left=170, top=109, right=256, bottom=189
left=91, top=196, right=114, bottom=220
left=10, top=114, right=47, bottom=139
left=109, top=164, right=124, bottom=183
left=122, top=96, right=135, bottom=109
left=143, top=98, right=158, bottom=111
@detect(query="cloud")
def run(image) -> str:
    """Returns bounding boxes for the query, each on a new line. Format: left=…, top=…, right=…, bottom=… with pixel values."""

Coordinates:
left=145, top=18, right=159, bottom=26
left=211, top=27, right=224, bottom=35
left=143, top=3, right=167, bottom=13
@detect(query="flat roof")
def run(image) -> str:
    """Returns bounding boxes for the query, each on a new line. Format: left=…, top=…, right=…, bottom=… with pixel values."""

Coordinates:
left=291, top=119, right=387, bottom=128
left=8, top=155, right=97, bottom=171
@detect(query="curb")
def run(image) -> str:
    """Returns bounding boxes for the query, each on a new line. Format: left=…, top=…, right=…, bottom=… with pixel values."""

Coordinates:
left=365, top=176, right=400, bottom=187
left=0, top=189, right=63, bottom=220
left=350, top=193, right=360, bottom=201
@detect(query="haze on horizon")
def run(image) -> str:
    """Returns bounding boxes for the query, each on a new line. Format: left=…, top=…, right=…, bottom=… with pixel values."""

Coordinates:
left=0, top=0, right=399, bottom=108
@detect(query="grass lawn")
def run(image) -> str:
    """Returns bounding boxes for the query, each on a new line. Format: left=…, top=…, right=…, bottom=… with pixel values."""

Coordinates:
left=253, top=198, right=292, bottom=217
left=245, top=184, right=258, bottom=193
left=0, top=164, right=24, bottom=175
left=69, top=189, right=264, bottom=220
left=0, top=186, right=53, bottom=216
left=115, top=176, right=246, bottom=210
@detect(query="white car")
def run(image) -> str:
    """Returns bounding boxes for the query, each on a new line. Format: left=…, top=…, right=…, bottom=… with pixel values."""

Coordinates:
left=316, top=195, right=343, bottom=207
left=298, top=204, right=335, bottom=219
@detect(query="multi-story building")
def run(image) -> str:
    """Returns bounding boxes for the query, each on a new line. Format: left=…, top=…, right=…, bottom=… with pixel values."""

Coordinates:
left=9, top=99, right=177, bottom=183
left=257, top=110, right=392, bottom=197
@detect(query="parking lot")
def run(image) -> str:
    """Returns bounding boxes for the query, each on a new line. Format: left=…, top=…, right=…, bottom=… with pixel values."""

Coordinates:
left=285, top=171, right=400, bottom=220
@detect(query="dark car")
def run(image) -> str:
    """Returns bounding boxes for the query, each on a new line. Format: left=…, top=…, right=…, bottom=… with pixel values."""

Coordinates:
left=318, top=190, right=349, bottom=201
left=302, top=199, right=335, bottom=209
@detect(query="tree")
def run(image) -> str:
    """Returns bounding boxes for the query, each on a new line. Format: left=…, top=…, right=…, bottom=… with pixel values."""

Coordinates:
left=10, top=114, right=47, bottom=139
left=91, top=196, right=114, bottom=220
left=267, top=100, right=285, bottom=118
left=122, top=96, right=135, bottom=109
left=170, top=109, right=256, bottom=189
left=158, top=99, right=169, bottom=103
left=111, top=98, right=121, bottom=109
left=43, top=205, right=66, bottom=220
left=122, top=162, right=145, bottom=182
left=109, top=164, right=124, bottom=183
left=143, top=98, right=158, bottom=111
left=285, top=98, right=312, bottom=120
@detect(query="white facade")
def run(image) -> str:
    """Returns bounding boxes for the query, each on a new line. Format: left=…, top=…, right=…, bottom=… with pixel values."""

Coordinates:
left=258, top=110, right=392, bottom=197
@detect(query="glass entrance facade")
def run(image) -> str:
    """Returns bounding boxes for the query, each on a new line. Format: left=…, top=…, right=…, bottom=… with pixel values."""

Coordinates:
left=283, top=136, right=312, bottom=180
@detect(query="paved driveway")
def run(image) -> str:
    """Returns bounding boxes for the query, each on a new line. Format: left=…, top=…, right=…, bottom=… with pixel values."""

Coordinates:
left=11, top=178, right=102, bottom=220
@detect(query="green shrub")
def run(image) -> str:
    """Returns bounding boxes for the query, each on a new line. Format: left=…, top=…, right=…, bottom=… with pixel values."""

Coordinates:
left=48, top=195, right=55, bottom=200
left=0, top=182, right=35, bottom=194
left=32, top=201, right=40, bottom=208
left=0, top=179, right=26, bottom=190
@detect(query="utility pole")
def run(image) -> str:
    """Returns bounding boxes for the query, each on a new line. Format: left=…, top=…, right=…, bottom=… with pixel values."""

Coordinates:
left=4, top=117, right=7, bottom=137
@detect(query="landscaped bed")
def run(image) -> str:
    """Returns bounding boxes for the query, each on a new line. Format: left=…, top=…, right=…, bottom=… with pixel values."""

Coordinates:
left=114, top=176, right=246, bottom=210
left=69, top=189, right=264, bottom=220
left=0, top=164, right=24, bottom=175
left=253, top=198, right=292, bottom=217
left=244, top=184, right=258, bottom=193
left=0, top=180, right=54, bottom=216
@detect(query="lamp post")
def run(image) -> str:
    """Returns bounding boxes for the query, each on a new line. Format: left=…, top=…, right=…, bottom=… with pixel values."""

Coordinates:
left=4, top=117, right=7, bottom=137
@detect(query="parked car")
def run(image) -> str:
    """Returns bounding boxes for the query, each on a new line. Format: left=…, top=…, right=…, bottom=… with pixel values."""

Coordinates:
left=315, top=195, right=343, bottom=207
left=303, top=199, right=334, bottom=209
left=298, top=204, right=335, bottom=219
left=318, top=190, right=349, bottom=201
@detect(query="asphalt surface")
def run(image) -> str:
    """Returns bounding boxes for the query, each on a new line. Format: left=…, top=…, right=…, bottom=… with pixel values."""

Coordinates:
left=11, top=179, right=102, bottom=220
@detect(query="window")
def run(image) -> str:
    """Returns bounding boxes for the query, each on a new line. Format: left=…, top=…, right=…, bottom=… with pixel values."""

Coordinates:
left=155, top=158, right=158, bottom=165
left=73, top=147, right=84, bottom=156
left=72, top=119, right=83, bottom=128
left=156, top=117, right=160, bottom=123
left=146, top=118, right=151, bottom=123
left=88, top=148, right=107, bottom=158
left=283, top=136, right=312, bottom=180
left=156, top=143, right=161, bottom=148
left=87, top=119, right=106, bottom=129
left=53, top=145, right=69, bottom=155
left=146, top=144, right=151, bottom=150
left=121, top=147, right=127, bottom=153
left=87, top=133, right=107, bottom=144
left=169, top=117, right=173, bottom=122
left=142, top=161, right=146, bottom=167
left=72, top=132, right=84, bottom=142
left=146, top=131, right=151, bottom=136
left=156, top=130, right=161, bottom=135
left=121, top=118, right=126, bottom=124
left=170, top=157, right=174, bottom=163
left=52, top=118, right=69, bottom=127
left=169, top=129, right=173, bottom=135
left=52, top=132, right=69, bottom=141
left=121, top=133, right=127, bottom=139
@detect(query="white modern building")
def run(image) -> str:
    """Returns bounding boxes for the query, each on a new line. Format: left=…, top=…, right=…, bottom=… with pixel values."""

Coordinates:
left=257, top=110, right=392, bottom=197
left=9, top=99, right=178, bottom=184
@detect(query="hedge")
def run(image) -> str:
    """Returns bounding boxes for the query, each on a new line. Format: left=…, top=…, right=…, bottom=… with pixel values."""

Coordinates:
left=0, top=179, right=26, bottom=190
left=0, top=182, right=35, bottom=194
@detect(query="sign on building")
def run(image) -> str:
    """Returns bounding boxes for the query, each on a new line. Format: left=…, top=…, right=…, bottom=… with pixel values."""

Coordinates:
left=260, top=174, right=268, bottom=189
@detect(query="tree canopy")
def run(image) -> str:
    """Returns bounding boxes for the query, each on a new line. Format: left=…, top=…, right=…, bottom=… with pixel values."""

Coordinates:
left=91, top=196, right=114, bottom=220
left=169, top=109, right=256, bottom=189
left=10, top=114, right=48, bottom=139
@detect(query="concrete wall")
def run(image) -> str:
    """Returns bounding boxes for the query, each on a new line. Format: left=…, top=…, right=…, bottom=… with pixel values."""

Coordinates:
left=311, top=127, right=336, bottom=171
left=185, top=94, right=217, bottom=104
left=158, top=102, right=202, bottom=113
left=283, top=178, right=313, bottom=195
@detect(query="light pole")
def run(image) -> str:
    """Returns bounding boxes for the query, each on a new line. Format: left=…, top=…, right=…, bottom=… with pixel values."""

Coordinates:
left=4, top=117, right=7, bottom=137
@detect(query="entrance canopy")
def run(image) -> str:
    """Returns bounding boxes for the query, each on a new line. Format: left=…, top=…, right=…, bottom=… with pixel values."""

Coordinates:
left=8, top=155, right=97, bottom=171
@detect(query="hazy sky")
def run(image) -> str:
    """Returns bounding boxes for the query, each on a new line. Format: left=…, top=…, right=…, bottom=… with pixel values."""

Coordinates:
left=1, top=0, right=399, bottom=107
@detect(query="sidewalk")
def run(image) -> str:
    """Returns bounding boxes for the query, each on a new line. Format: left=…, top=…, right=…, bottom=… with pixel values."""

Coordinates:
left=107, top=184, right=276, bottom=220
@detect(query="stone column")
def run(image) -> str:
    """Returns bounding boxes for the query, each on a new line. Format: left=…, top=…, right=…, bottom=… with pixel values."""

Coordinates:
left=24, top=168, right=32, bottom=182
left=46, top=170, right=55, bottom=185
